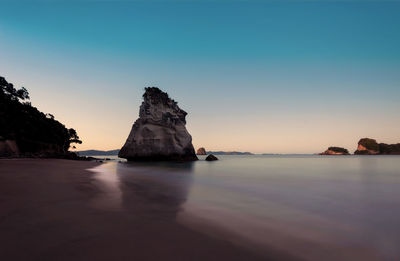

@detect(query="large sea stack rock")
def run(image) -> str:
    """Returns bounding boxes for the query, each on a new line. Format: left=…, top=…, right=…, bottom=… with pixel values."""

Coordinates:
left=119, top=87, right=198, bottom=161
left=320, top=146, right=350, bottom=155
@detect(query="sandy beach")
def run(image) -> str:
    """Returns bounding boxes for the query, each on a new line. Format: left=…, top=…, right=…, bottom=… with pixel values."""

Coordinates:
left=0, top=159, right=296, bottom=261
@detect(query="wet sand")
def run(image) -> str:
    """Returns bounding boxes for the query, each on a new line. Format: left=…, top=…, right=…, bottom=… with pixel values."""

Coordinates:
left=0, top=159, right=297, bottom=261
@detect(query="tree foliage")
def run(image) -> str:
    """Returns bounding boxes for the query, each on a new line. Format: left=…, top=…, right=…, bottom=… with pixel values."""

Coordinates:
left=358, top=138, right=379, bottom=151
left=0, top=76, right=82, bottom=154
left=328, top=147, right=349, bottom=154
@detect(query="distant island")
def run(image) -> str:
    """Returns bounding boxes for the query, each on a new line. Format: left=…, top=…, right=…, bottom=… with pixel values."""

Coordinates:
left=195, top=147, right=252, bottom=156
left=206, top=151, right=253, bottom=155
left=320, top=138, right=400, bottom=155
left=77, top=149, right=120, bottom=156
left=319, top=147, right=350, bottom=155
left=355, top=138, right=400, bottom=155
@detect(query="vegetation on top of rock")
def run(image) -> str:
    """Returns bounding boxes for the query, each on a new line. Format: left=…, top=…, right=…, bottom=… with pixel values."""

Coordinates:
left=327, top=147, right=349, bottom=154
left=143, top=87, right=177, bottom=106
left=378, top=143, right=400, bottom=155
left=0, top=76, right=82, bottom=155
left=358, top=138, right=379, bottom=151
left=319, top=146, right=350, bottom=155
left=119, top=87, right=197, bottom=161
left=355, top=138, right=400, bottom=155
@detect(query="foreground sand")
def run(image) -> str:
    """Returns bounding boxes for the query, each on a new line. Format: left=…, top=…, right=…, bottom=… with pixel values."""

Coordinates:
left=0, top=159, right=296, bottom=261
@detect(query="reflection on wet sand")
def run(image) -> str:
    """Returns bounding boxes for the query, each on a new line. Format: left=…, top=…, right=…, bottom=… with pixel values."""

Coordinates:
left=89, top=161, right=272, bottom=261
left=90, top=163, right=123, bottom=211
left=115, top=161, right=195, bottom=220
left=90, top=161, right=196, bottom=224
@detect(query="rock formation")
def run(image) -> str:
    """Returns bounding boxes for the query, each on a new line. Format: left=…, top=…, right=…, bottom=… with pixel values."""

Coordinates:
left=205, top=154, right=218, bottom=161
left=354, top=138, right=380, bottom=155
left=355, top=138, right=400, bottom=155
left=119, top=87, right=198, bottom=161
left=0, top=137, right=19, bottom=157
left=378, top=143, right=400, bottom=155
left=197, top=147, right=207, bottom=155
left=320, top=147, right=350, bottom=155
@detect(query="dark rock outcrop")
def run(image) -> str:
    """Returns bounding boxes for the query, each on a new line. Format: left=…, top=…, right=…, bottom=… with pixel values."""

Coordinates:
left=354, top=138, right=379, bottom=155
left=205, top=154, right=218, bottom=161
left=197, top=147, right=207, bottom=155
left=378, top=143, right=400, bottom=155
left=320, top=147, right=350, bottom=155
left=355, top=138, right=400, bottom=155
left=119, top=87, right=198, bottom=161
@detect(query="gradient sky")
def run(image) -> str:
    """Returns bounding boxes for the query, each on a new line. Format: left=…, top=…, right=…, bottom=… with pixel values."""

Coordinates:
left=1, top=0, right=399, bottom=153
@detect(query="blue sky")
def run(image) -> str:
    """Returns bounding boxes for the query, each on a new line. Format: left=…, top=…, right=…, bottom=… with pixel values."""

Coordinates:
left=1, top=1, right=399, bottom=153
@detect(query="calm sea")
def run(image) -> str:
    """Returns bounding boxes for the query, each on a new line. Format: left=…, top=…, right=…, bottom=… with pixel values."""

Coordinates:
left=90, top=155, right=400, bottom=260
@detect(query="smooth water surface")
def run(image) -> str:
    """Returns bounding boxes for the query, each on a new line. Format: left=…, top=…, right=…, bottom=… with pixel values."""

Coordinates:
left=91, top=155, right=400, bottom=260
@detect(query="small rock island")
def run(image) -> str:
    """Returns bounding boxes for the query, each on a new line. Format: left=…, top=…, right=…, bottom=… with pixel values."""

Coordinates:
left=320, top=147, right=350, bottom=155
left=119, top=87, right=198, bottom=161
left=197, top=147, right=207, bottom=155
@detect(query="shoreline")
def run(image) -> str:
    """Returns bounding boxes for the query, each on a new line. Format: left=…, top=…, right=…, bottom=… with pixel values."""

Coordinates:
left=0, top=159, right=288, bottom=261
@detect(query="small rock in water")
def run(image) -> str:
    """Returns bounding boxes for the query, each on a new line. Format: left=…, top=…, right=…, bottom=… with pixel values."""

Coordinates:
left=205, top=154, right=218, bottom=161
left=197, top=147, right=207, bottom=155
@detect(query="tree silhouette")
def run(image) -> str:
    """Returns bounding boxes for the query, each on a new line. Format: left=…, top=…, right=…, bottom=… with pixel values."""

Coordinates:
left=1, top=75, right=82, bottom=155
left=0, top=77, right=30, bottom=101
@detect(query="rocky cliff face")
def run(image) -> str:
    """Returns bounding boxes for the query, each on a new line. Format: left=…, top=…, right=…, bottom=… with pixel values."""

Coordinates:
left=119, top=87, right=198, bottom=161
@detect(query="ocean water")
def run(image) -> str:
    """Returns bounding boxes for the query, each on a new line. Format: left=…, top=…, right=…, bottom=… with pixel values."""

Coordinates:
left=90, top=155, right=400, bottom=260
